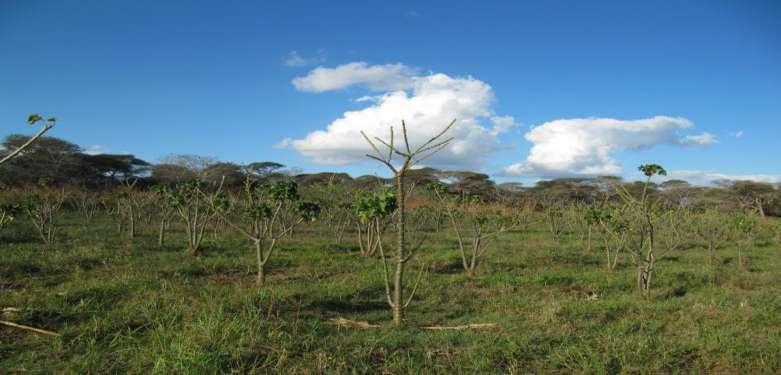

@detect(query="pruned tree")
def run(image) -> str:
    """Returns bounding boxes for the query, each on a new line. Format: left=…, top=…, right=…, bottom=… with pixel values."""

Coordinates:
left=0, top=114, right=56, bottom=167
left=222, top=179, right=320, bottom=286
left=586, top=207, right=628, bottom=270
left=731, top=181, right=776, bottom=217
left=691, top=209, right=733, bottom=283
left=434, top=188, right=523, bottom=277
left=150, top=185, right=176, bottom=246
left=21, top=188, right=65, bottom=244
left=361, top=119, right=455, bottom=326
left=732, top=212, right=757, bottom=271
left=353, top=190, right=396, bottom=257
left=163, top=179, right=227, bottom=256
left=313, top=178, right=355, bottom=244
left=616, top=164, right=669, bottom=297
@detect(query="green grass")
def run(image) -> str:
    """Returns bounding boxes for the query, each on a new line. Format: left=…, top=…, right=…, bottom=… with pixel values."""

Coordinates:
left=2, top=214, right=780, bottom=373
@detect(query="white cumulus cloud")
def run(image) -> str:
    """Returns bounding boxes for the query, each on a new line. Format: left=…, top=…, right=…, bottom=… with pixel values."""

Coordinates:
left=504, top=116, right=714, bottom=178
left=287, top=63, right=514, bottom=169
left=292, top=62, right=418, bottom=93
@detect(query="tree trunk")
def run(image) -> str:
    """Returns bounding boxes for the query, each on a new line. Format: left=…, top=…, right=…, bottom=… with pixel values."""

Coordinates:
left=256, top=240, right=265, bottom=287
left=158, top=218, right=166, bottom=246
left=393, top=172, right=406, bottom=326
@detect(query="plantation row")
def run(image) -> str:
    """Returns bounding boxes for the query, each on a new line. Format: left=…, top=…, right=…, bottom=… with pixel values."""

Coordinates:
left=2, top=166, right=778, bottom=326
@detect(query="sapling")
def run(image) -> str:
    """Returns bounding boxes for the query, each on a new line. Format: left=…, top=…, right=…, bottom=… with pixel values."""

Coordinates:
left=691, top=209, right=733, bottom=283
left=361, top=119, right=455, bottom=326
left=151, top=185, right=176, bottom=246
left=21, top=188, right=65, bottom=244
left=587, top=207, right=628, bottom=270
left=72, top=189, right=101, bottom=223
left=616, top=164, right=670, bottom=297
left=222, top=179, right=320, bottom=286
left=353, top=190, right=396, bottom=257
left=0, top=202, right=18, bottom=231
left=434, top=188, right=523, bottom=277
left=315, top=181, right=354, bottom=244
left=164, top=179, right=227, bottom=256
left=732, top=212, right=756, bottom=271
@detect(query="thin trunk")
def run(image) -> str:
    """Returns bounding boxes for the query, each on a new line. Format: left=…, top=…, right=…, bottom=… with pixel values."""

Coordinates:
left=393, top=172, right=406, bottom=326
left=255, top=239, right=265, bottom=287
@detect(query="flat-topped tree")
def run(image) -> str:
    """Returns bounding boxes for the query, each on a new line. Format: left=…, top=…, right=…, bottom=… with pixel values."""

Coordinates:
left=361, top=119, right=455, bottom=326
left=0, top=114, right=57, bottom=167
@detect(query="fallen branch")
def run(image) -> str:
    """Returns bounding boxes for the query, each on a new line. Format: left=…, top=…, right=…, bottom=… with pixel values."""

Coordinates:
left=2, top=307, right=22, bottom=313
left=328, top=317, right=381, bottom=329
left=327, top=317, right=499, bottom=331
left=0, top=320, right=60, bottom=336
left=422, top=323, right=498, bottom=331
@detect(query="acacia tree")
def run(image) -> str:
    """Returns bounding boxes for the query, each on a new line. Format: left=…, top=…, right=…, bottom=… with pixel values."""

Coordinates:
left=0, top=114, right=56, bottom=166
left=353, top=190, right=396, bottom=257
left=361, top=119, right=455, bottom=326
left=223, top=179, right=320, bottom=286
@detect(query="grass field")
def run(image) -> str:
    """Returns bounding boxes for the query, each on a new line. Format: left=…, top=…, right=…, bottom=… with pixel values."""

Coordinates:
left=2, top=214, right=780, bottom=373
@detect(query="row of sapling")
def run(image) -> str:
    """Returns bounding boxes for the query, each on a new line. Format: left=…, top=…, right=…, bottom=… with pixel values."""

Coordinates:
left=220, top=178, right=320, bottom=286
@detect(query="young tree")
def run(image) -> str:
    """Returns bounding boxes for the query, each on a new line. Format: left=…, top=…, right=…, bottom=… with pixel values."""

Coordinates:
left=691, top=210, right=733, bottom=283
left=150, top=185, right=176, bottom=246
left=0, top=201, right=18, bottom=232
left=586, top=207, right=628, bottom=270
left=732, top=212, right=756, bottom=271
left=361, top=119, right=455, bottom=326
left=617, top=164, right=670, bottom=297
left=163, top=179, right=227, bottom=256
left=223, top=179, right=320, bottom=286
left=353, top=190, right=397, bottom=257
left=0, top=114, right=56, bottom=166
left=434, top=187, right=523, bottom=277
left=22, top=188, right=65, bottom=245
left=313, top=179, right=355, bottom=245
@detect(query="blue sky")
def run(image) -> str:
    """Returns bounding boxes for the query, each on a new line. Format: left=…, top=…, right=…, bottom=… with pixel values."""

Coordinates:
left=1, top=0, right=779, bottom=184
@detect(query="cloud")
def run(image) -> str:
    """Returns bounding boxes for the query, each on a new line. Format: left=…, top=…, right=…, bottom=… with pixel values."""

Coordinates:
left=680, top=132, right=717, bottom=146
left=287, top=64, right=513, bottom=169
left=283, top=51, right=325, bottom=67
left=662, top=170, right=781, bottom=186
left=292, top=62, right=419, bottom=92
left=84, top=145, right=107, bottom=155
left=504, top=116, right=714, bottom=178
left=730, top=130, right=744, bottom=138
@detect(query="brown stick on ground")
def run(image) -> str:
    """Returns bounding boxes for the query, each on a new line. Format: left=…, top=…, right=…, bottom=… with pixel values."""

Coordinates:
left=328, top=317, right=381, bottom=329
left=422, top=323, right=498, bottom=331
left=0, top=320, right=60, bottom=336
left=327, top=318, right=499, bottom=331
